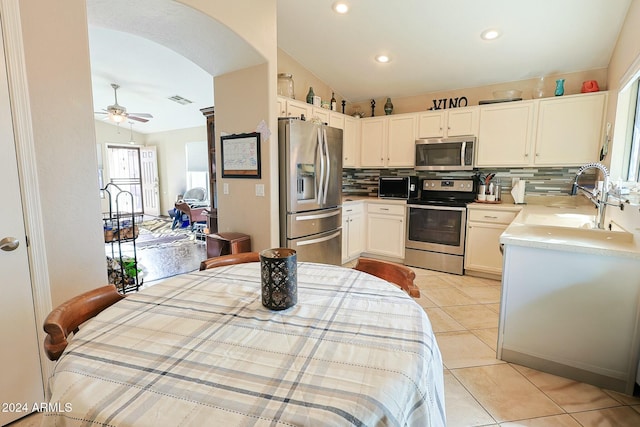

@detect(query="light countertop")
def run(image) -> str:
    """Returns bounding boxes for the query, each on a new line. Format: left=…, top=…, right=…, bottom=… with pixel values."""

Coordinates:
left=500, top=204, right=640, bottom=259
left=342, top=196, right=407, bottom=205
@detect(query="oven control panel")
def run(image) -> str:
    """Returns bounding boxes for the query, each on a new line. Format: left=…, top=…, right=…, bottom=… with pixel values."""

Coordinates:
left=421, top=179, right=475, bottom=193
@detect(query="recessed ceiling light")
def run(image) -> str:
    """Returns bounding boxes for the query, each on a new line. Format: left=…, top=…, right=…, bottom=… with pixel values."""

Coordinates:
left=375, top=55, right=390, bottom=63
left=332, top=2, right=349, bottom=14
left=481, top=29, right=501, bottom=40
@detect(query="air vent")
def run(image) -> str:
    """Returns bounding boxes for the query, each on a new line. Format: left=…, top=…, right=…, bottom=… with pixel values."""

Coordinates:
left=168, top=95, right=193, bottom=105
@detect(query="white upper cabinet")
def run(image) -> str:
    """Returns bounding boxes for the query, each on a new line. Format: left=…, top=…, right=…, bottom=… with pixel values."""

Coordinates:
left=476, top=93, right=607, bottom=168
left=533, top=92, right=606, bottom=166
left=476, top=101, right=536, bottom=167
left=360, top=117, right=387, bottom=167
left=417, top=107, right=479, bottom=138
left=387, top=114, right=416, bottom=167
left=360, top=114, right=415, bottom=168
left=284, top=98, right=312, bottom=120
left=343, top=116, right=361, bottom=168
left=312, top=107, right=330, bottom=124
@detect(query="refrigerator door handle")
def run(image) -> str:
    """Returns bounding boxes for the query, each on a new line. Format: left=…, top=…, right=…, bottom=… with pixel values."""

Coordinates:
left=322, top=128, right=330, bottom=204
left=295, top=230, right=341, bottom=247
left=295, top=210, right=341, bottom=221
left=316, top=128, right=325, bottom=204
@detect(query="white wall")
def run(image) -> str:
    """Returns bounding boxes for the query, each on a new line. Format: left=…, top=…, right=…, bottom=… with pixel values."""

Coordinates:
left=144, top=126, right=208, bottom=215
left=19, top=0, right=106, bottom=306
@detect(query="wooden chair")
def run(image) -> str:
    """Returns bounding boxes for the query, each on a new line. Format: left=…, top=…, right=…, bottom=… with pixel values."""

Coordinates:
left=199, top=252, right=261, bottom=271
left=354, top=257, right=420, bottom=298
left=43, top=284, right=124, bottom=361
left=174, top=201, right=209, bottom=230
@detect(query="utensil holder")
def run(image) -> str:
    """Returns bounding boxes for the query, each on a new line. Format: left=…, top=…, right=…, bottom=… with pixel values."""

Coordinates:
left=260, top=248, right=297, bottom=310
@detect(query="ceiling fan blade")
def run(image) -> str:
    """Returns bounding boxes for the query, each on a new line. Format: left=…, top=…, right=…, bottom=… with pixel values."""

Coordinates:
left=127, top=115, right=150, bottom=123
left=94, top=111, right=108, bottom=115
left=127, top=113, right=153, bottom=118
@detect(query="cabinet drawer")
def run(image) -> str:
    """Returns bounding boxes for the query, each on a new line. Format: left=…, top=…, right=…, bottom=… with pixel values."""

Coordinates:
left=468, top=209, right=518, bottom=224
left=367, top=203, right=405, bottom=216
left=343, top=203, right=364, bottom=215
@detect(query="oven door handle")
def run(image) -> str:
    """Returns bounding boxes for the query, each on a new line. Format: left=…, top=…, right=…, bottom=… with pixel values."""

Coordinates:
left=407, top=204, right=467, bottom=212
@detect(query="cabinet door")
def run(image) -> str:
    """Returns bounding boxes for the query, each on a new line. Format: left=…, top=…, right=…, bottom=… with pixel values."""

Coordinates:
left=477, top=101, right=535, bottom=167
left=534, top=92, right=606, bottom=166
left=387, top=114, right=416, bottom=167
left=465, top=222, right=507, bottom=274
left=277, top=97, right=287, bottom=117
left=329, top=112, right=345, bottom=130
left=360, top=117, right=386, bottom=167
left=417, top=111, right=445, bottom=138
left=447, top=107, right=479, bottom=137
left=366, top=213, right=405, bottom=258
left=341, top=214, right=349, bottom=263
left=343, top=116, right=360, bottom=168
left=286, top=99, right=312, bottom=119
left=347, top=212, right=364, bottom=259
left=312, top=107, right=330, bottom=124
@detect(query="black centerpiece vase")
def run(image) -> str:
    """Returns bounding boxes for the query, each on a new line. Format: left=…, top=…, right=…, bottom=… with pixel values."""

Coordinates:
left=260, top=248, right=297, bottom=310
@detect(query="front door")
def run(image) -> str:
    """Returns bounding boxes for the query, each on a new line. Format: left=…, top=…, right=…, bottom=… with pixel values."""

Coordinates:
left=140, top=146, right=160, bottom=216
left=0, top=17, right=45, bottom=425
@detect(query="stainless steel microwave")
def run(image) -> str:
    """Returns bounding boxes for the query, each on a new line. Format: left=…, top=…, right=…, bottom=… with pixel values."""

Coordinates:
left=415, top=136, right=476, bottom=171
left=378, top=176, right=418, bottom=199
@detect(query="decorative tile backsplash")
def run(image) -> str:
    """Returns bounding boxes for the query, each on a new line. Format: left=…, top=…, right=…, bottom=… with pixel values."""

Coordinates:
left=342, top=167, right=598, bottom=197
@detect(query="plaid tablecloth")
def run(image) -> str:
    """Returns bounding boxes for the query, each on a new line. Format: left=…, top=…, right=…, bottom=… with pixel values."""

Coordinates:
left=44, top=262, right=445, bottom=426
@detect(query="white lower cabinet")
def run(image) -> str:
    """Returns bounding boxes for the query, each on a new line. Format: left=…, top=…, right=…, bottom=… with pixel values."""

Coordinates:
left=365, top=203, right=405, bottom=259
left=342, top=203, right=365, bottom=263
left=464, top=206, right=520, bottom=276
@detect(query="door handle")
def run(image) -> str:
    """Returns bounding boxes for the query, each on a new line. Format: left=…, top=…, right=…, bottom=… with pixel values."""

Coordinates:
left=0, top=237, right=20, bottom=252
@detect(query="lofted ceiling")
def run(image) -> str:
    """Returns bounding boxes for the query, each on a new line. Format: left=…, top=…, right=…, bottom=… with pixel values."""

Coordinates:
left=88, top=0, right=632, bottom=134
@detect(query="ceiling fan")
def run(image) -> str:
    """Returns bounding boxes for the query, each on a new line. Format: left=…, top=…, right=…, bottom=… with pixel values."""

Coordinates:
left=95, top=83, right=153, bottom=124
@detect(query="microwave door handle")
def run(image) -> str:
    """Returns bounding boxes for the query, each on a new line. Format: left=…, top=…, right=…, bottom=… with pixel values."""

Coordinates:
left=322, top=128, right=330, bottom=204
left=460, top=141, right=466, bottom=167
left=316, top=128, right=325, bottom=204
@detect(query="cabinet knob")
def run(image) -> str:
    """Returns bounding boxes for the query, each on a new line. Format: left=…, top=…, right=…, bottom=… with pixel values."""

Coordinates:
left=535, top=153, right=540, bottom=157
left=524, top=153, right=529, bottom=157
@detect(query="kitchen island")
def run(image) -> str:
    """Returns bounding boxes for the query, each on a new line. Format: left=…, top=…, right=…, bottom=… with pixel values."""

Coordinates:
left=498, top=203, right=640, bottom=394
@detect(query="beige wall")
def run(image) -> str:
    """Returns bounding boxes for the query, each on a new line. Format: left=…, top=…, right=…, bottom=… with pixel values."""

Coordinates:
left=214, top=63, right=278, bottom=250
left=19, top=0, right=106, bottom=306
left=145, top=126, right=208, bottom=214
left=278, top=49, right=346, bottom=109
left=182, top=0, right=279, bottom=250
left=349, top=69, right=608, bottom=117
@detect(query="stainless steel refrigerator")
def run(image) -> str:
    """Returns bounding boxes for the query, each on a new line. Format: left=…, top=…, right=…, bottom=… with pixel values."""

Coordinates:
left=278, top=118, right=343, bottom=265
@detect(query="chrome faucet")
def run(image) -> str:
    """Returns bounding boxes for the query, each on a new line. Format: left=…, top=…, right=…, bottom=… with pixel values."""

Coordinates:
left=570, top=162, right=610, bottom=229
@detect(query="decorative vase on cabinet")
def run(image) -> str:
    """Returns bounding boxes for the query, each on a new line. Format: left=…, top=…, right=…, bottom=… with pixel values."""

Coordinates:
left=384, top=98, right=394, bottom=115
left=306, top=87, right=315, bottom=104
left=554, top=79, right=565, bottom=96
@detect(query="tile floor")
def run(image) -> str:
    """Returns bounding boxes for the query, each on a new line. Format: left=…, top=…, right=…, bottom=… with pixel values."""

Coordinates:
left=409, top=266, right=640, bottom=426
left=10, top=264, right=640, bottom=427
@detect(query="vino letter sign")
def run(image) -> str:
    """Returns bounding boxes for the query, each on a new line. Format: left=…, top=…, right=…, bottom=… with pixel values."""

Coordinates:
left=429, top=96, right=468, bottom=110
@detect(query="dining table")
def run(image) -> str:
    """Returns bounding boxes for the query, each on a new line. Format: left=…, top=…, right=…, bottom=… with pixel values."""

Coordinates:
left=43, top=261, right=446, bottom=426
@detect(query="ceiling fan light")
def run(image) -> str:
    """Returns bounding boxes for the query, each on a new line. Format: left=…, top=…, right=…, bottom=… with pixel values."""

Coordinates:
left=109, top=113, right=126, bottom=123
left=375, top=54, right=390, bottom=63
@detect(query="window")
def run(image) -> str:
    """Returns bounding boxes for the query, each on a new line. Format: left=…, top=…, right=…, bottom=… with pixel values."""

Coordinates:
left=628, top=81, right=640, bottom=181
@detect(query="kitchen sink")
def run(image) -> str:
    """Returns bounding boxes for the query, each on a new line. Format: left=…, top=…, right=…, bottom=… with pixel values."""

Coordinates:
left=510, top=208, right=634, bottom=244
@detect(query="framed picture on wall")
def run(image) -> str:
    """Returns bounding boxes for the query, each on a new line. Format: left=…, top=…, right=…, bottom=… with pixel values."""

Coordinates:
left=220, top=132, right=261, bottom=179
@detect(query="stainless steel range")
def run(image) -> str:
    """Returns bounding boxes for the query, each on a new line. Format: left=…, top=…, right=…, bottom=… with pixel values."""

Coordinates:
left=404, top=179, right=475, bottom=275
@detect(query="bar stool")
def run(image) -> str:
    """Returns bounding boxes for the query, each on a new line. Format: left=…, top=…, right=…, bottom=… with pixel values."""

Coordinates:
left=206, top=232, right=252, bottom=258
